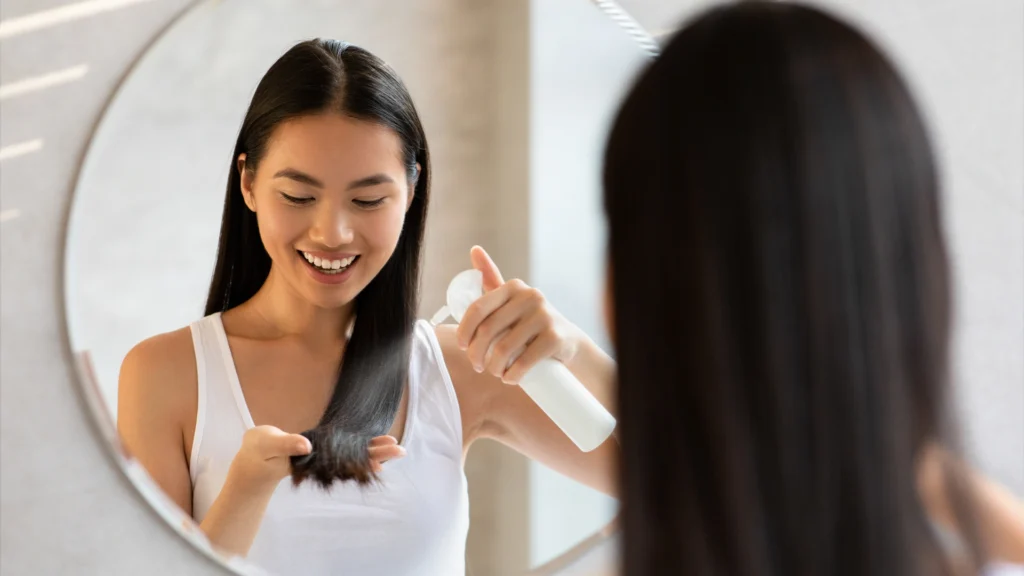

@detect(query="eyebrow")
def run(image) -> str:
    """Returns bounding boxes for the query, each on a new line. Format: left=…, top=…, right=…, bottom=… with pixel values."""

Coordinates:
left=273, top=168, right=323, bottom=188
left=346, top=173, right=395, bottom=190
left=272, top=168, right=395, bottom=191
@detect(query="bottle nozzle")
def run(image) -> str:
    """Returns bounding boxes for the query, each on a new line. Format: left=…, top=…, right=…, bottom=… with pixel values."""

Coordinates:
left=442, top=269, right=484, bottom=324
left=429, top=305, right=451, bottom=327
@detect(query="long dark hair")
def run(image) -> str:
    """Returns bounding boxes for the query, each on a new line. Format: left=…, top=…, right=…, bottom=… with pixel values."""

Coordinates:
left=604, top=3, right=982, bottom=575
left=205, top=39, right=430, bottom=488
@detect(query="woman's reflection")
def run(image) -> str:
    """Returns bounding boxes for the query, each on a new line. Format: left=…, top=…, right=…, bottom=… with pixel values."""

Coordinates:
left=116, top=39, right=617, bottom=575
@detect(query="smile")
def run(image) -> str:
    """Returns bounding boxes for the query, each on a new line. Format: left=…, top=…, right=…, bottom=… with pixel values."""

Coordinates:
left=299, top=251, right=359, bottom=275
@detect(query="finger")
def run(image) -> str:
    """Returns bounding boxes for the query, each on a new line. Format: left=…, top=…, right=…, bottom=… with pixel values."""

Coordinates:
left=465, top=288, right=534, bottom=371
left=369, top=435, right=398, bottom=447
left=259, top=430, right=312, bottom=458
left=471, top=246, right=504, bottom=291
left=249, top=425, right=284, bottom=454
left=484, top=311, right=548, bottom=379
left=369, top=444, right=407, bottom=463
left=503, top=330, right=560, bottom=385
left=456, top=282, right=515, bottom=350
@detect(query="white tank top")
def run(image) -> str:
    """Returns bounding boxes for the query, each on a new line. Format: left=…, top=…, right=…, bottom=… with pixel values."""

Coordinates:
left=188, top=314, right=470, bottom=575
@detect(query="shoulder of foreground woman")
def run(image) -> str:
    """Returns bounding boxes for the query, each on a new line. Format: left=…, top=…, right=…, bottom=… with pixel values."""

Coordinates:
left=919, top=444, right=1024, bottom=565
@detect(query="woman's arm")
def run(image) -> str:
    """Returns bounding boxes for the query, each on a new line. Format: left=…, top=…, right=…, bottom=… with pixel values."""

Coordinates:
left=118, top=330, right=198, bottom=517
left=438, top=325, right=619, bottom=496
left=439, top=246, right=619, bottom=496
left=118, top=330, right=297, bottom=558
left=919, top=444, right=1024, bottom=564
left=562, top=333, right=618, bottom=417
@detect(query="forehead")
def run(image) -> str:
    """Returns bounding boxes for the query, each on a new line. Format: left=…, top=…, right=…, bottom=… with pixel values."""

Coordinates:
left=260, top=113, right=405, bottom=180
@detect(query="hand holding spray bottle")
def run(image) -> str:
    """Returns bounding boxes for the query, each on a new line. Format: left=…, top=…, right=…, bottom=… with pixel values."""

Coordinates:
left=430, top=269, right=616, bottom=452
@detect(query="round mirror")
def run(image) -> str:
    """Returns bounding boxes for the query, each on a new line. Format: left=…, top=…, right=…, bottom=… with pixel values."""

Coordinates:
left=63, top=0, right=654, bottom=573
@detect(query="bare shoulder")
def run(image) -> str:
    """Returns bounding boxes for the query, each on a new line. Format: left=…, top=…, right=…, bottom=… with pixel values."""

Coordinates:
left=431, top=324, right=504, bottom=445
left=120, top=327, right=196, bottom=394
left=118, top=325, right=198, bottom=515
left=118, top=326, right=197, bottom=435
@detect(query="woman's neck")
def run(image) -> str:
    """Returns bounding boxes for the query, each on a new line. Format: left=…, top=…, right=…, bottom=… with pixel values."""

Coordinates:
left=242, top=266, right=354, bottom=344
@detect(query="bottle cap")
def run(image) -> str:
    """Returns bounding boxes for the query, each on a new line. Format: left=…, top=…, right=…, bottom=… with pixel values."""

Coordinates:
left=430, top=269, right=484, bottom=325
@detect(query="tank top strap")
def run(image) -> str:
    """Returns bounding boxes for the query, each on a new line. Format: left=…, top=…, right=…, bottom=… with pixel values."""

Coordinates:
left=406, top=319, right=464, bottom=461
left=188, top=313, right=250, bottom=486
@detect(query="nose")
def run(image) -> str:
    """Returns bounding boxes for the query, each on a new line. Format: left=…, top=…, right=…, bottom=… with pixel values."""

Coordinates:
left=309, top=203, right=354, bottom=248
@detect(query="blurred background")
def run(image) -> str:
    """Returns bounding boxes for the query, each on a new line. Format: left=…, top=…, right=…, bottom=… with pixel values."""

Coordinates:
left=0, top=1, right=1020, bottom=575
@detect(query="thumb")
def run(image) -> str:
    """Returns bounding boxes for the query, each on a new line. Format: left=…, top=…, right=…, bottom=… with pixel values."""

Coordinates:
left=261, top=428, right=312, bottom=458
left=471, top=245, right=504, bottom=292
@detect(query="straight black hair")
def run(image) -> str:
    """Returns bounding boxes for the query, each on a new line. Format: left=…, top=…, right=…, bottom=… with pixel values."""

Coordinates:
left=604, top=3, right=982, bottom=575
left=205, top=39, right=429, bottom=488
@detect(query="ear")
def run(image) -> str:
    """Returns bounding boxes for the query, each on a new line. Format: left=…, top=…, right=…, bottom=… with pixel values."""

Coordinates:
left=238, top=153, right=256, bottom=212
left=406, top=162, right=421, bottom=212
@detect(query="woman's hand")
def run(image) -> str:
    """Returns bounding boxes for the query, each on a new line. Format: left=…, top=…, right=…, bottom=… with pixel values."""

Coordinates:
left=204, top=428, right=405, bottom=557
left=227, top=426, right=404, bottom=494
left=227, top=426, right=311, bottom=493
left=365, top=435, right=407, bottom=473
left=456, top=246, right=585, bottom=385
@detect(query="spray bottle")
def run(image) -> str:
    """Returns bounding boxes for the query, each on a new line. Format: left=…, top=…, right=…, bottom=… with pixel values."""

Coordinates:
left=431, top=270, right=616, bottom=452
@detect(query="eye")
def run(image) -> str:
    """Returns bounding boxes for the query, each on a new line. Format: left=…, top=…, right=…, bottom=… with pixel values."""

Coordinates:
left=280, top=192, right=314, bottom=205
left=353, top=198, right=386, bottom=208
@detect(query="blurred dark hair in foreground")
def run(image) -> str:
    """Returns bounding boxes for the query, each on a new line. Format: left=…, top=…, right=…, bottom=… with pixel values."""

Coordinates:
left=604, top=2, right=984, bottom=575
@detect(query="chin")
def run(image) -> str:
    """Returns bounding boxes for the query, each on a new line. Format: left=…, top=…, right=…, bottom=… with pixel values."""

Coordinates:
left=306, top=285, right=359, bottom=310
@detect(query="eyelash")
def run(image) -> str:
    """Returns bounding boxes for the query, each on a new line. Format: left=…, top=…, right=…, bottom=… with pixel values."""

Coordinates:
left=279, top=193, right=386, bottom=209
left=280, top=192, right=313, bottom=205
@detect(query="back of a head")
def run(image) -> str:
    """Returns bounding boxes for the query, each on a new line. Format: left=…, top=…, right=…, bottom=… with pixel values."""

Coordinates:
left=603, top=2, right=980, bottom=574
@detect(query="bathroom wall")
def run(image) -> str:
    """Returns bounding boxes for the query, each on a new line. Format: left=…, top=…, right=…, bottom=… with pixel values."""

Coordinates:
left=1, top=2, right=228, bottom=573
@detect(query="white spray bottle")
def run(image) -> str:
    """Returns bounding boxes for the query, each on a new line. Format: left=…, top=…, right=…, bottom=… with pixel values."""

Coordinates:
left=431, top=270, right=616, bottom=452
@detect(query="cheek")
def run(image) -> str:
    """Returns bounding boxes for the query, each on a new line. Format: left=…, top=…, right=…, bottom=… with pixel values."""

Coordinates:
left=255, top=204, right=305, bottom=254
left=362, top=206, right=407, bottom=252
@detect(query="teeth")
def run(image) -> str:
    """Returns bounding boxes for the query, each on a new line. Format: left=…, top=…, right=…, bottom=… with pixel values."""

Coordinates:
left=301, top=252, right=356, bottom=272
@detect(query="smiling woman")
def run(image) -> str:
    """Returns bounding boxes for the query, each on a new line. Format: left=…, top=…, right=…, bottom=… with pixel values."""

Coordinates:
left=107, top=35, right=623, bottom=576
left=114, top=41, right=458, bottom=573
left=225, top=112, right=420, bottom=313
left=55, top=0, right=660, bottom=572
left=200, top=42, right=429, bottom=489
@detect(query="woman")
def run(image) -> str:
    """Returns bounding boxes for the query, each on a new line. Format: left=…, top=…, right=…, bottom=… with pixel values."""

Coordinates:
left=602, top=3, right=1023, bottom=575
left=117, top=40, right=617, bottom=575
